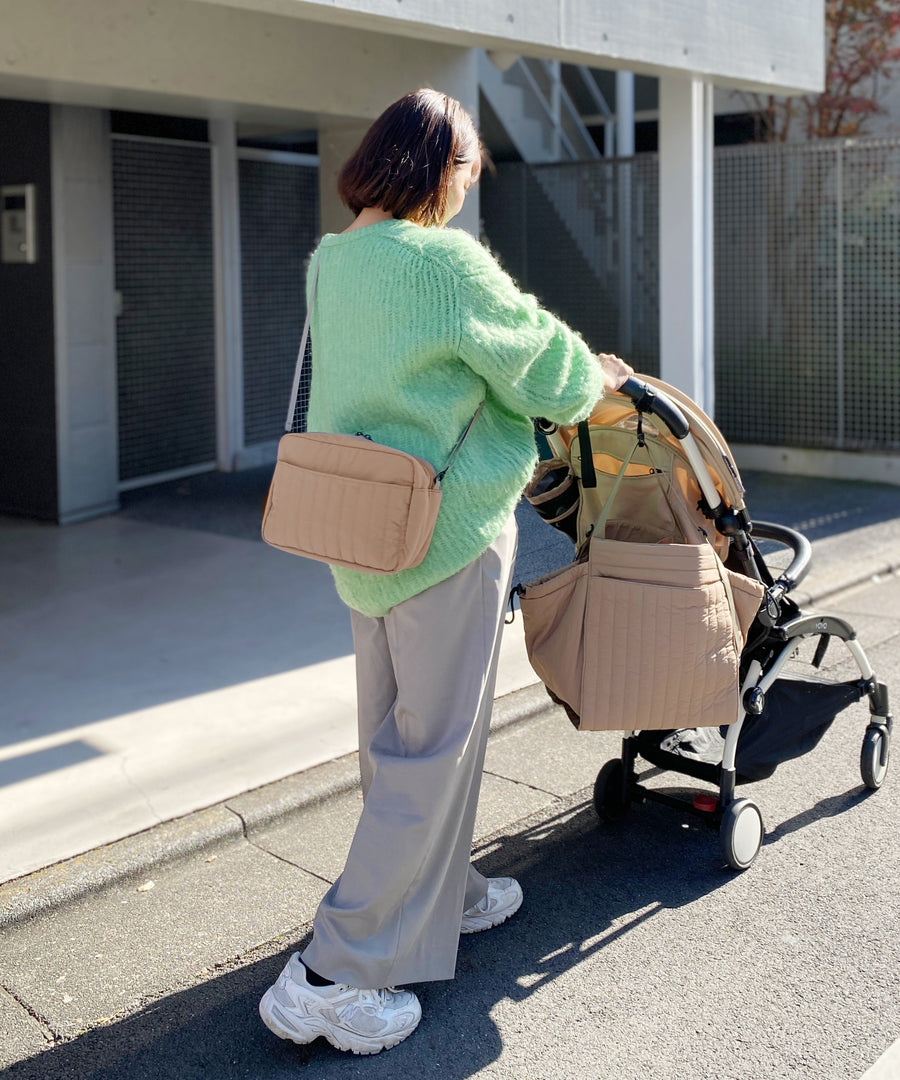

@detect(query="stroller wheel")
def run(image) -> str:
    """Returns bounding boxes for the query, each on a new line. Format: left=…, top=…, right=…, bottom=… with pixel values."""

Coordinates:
left=593, top=759, right=629, bottom=823
left=860, top=726, right=890, bottom=790
left=719, top=799, right=763, bottom=871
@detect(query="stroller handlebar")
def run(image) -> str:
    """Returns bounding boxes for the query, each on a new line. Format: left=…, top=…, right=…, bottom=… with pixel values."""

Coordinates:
left=618, top=377, right=691, bottom=440
left=534, top=377, right=691, bottom=441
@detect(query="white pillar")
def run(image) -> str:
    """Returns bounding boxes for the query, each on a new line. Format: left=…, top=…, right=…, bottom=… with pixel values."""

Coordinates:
left=51, top=105, right=119, bottom=523
left=658, top=76, right=714, bottom=413
left=616, top=71, right=635, bottom=356
left=210, top=117, right=243, bottom=471
left=317, top=124, right=368, bottom=236
left=615, top=71, right=635, bottom=156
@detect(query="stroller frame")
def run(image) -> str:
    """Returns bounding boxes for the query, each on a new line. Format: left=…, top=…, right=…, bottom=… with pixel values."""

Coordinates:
left=538, top=378, right=893, bottom=870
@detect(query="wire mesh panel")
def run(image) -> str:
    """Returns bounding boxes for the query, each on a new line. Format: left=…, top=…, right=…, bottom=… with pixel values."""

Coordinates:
left=715, top=142, right=840, bottom=448
left=482, top=158, right=659, bottom=374
left=840, top=139, right=900, bottom=451
left=716, top=137, right=900, bottom=451
left=239, top=157, right=319, bottom=444
left=713, top=143, right=838, bottom=447
left=112, top=138, right=216, bottom=483
left=415, top=140, right=900, bottom=452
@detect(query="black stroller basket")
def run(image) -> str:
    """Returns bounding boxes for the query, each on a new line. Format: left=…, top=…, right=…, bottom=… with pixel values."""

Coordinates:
left=535, top=377, right=893, bottom=870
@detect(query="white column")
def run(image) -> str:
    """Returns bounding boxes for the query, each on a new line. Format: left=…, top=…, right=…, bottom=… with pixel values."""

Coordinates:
left=317, top=124, right=368, bottom=236
left=51, top=105, right=119, bottom=523
left=658, top=76, right=714, bottom=413
left=210, top=117, right=243, bottom=471
left=615, top=71, right=635, bottom=156
left=616, top=71, right=635, bottom=356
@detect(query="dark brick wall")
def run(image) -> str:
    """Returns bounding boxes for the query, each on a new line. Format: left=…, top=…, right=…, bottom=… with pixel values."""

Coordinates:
left=0, top=100, right=58, bottom=520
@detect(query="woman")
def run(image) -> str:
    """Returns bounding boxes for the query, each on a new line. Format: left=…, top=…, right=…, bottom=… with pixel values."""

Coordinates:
left=259, top=89, right=632, bottom=1056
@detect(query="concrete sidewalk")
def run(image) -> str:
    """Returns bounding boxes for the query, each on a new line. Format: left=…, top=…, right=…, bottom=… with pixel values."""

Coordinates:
left=1, top=467, right=900, bottom=1076
left=0, top=475, right=571, bottom=884
left=2, top=466, right=900, bottom=886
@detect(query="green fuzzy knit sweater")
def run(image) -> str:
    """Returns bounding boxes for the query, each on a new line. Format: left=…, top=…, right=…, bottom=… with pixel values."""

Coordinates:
left=305, top=218, right=605, bottom=617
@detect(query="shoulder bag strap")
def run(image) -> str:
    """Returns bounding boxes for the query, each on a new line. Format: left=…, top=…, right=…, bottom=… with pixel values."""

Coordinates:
left=287, top=251, right=482, bottom=472
left=577, top=420, right=597, bottom=488
left=435, top=400, right=484, bottom=482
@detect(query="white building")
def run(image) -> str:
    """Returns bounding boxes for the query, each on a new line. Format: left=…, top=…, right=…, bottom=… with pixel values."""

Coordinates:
left=0, top=0, right=825, bottom=524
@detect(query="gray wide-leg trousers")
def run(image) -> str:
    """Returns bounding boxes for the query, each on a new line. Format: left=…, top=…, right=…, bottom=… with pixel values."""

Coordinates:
left=300, top=515, right=518, bottom=988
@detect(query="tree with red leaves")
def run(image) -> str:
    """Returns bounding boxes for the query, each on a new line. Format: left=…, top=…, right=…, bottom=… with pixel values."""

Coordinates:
left=749, top=0, right=900, bottom=141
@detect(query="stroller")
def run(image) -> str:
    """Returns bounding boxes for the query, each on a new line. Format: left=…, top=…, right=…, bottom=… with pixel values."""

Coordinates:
left=518, top=375, right=892, bottom=870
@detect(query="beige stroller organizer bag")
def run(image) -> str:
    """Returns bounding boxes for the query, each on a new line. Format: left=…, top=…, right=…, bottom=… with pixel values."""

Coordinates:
left=519, top=424, right=764, bottom=732
left=521, top=375, right=891, bottom=872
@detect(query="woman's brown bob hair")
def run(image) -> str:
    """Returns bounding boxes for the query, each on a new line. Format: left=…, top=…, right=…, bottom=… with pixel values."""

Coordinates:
left=338, top=89, right=482, bottom=227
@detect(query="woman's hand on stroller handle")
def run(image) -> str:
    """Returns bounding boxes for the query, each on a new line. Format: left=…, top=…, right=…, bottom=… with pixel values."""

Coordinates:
left=598, top=353, right=633, bottom=393
left=534, top=373, right=692, bottom=443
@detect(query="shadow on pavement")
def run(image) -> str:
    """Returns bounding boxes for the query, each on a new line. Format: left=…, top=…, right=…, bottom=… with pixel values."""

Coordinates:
left=116, top=464, right=900, bottom=551
left=1, top=796, right=738, bottom=1080
left=742, top=470, right=900, bottom=544
left=765, top=785, right=874, bottom=846
left=117, top=468, right=275, bottom=543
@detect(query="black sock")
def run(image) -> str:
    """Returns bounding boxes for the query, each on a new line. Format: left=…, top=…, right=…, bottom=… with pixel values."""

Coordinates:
left=302, top=962, right=334, bottom=987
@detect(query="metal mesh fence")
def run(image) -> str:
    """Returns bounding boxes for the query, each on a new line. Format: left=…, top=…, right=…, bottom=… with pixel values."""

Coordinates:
left=482, top=158, right=660, bottom=375
left=715, top=138, right=900, bottom=451
left=112, top=138, right=216, bottom=483
left=239, top=157, right=319, bottom=445
left=482, top=137, right=900, bottom=453
left=714, top=142, right=840, bottom=447
left=839, top=140, right=900, bottom=450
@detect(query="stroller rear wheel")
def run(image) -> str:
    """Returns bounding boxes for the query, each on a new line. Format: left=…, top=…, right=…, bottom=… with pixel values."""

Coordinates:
left=860, top=725, right=890, bottom=790
left=719, top=799, right=764, bottom=871
left=593, top=759, right=629, bottom=823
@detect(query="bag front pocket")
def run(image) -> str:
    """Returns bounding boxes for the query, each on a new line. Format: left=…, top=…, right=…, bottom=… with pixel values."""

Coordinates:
left=262, top=458, right=440, bottom=573
left=577, top=540, right=741, bottom=732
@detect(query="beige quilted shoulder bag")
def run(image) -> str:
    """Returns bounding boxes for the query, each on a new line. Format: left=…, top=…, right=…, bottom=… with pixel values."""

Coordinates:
left=261, top=255, right=482, bottom=574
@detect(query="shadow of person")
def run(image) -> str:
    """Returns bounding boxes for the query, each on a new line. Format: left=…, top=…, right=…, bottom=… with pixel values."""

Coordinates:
left=0, top=795, right=735, bottom=1080
left=764, top=785, right=872, bottom=845
left=458, top=794, right=733, bottom=1005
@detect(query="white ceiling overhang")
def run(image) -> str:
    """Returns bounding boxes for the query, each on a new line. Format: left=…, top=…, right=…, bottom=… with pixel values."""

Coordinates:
left=186, top=0, right=825, bottom=95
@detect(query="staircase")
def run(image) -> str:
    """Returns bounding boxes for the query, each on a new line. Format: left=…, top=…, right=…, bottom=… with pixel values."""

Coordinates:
left=479, top=55, right=653, bottom=361
left=479, top=54, right=616, bottom=282
left=478, top=52, right=603, bottom=164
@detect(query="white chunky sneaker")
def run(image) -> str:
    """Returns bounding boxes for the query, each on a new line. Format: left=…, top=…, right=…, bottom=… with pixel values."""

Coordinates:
left=259, top=953, right=422, bottom=1055
left=460, top=876, right=523, bottom=935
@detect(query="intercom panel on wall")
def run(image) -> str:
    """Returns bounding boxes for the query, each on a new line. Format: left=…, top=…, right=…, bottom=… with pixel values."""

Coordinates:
left=1, top=184, right=37, bottom=263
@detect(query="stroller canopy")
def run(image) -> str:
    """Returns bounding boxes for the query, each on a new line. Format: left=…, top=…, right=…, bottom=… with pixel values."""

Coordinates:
left=550, top=374, right=749, bottom=518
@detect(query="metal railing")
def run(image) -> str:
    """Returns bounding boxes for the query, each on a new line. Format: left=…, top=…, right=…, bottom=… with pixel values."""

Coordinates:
left=479, top=52, right=602, bottom=163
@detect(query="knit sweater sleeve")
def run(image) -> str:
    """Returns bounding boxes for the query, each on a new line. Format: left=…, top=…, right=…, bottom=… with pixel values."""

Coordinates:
left=453, top=236, right=606, bottom=425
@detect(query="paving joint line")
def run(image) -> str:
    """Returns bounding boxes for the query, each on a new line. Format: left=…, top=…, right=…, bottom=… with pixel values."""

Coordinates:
left=228, top=804, right=335, bottom=885
left=1, top=983, right=59, bottom=1044
left=482, top=769, right=565, bottom=800
left=245, top=837, right=335, bottom=885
